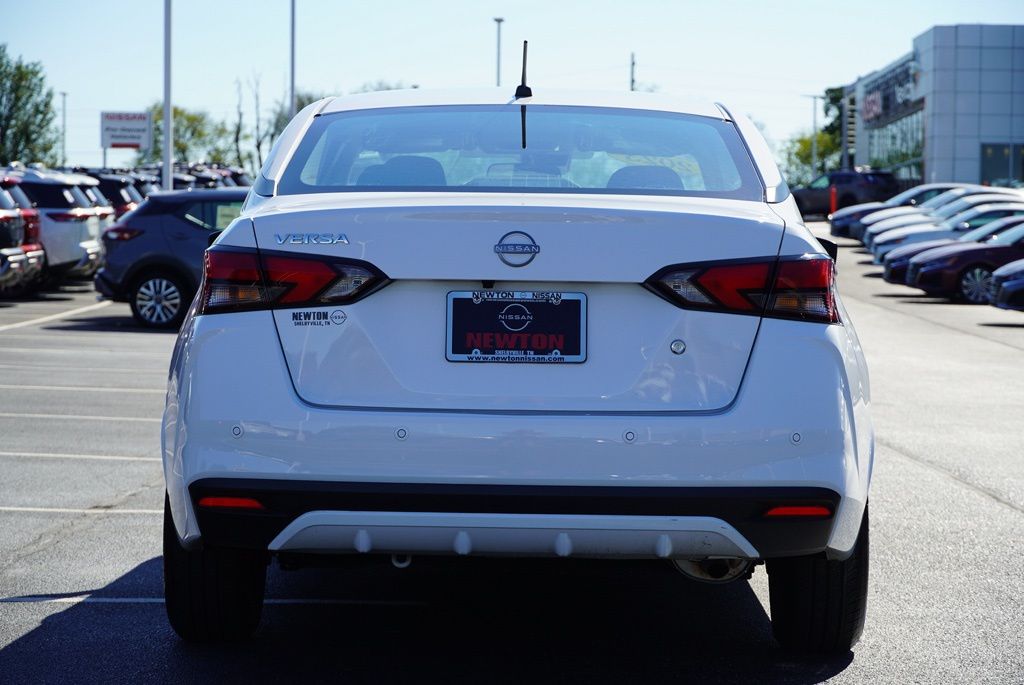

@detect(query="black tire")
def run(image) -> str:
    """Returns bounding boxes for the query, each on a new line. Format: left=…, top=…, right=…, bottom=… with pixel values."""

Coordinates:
left=767, top=505, right=869, bottom=654
left=163, top=494, right=267, bottom=642
left=129, top=271, right=190, bottom=329
left=956, top=265, right=993, bottom=304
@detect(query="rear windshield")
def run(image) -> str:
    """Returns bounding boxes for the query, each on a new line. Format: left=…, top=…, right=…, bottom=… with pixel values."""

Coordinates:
left=0, top=189, right=15, bottom=210
left=6, top=185, right=32, bottom=209
left=278, top=105, right=763, bottom=200
left=20, top=182, right=77, bottom=208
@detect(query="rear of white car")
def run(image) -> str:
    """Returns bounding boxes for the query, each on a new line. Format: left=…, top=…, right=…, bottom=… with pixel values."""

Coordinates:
left=162, top=90, right=873, bottom=653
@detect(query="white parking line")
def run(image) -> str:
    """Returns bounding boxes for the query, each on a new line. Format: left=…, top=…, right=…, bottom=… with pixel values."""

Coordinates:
left=0, top=451, right=160, bottom=462
left=0, top=301, right=112, bottom=333
left=0, top=363, right=165, bottom=374
left=0, top=384, right=164, bottom=394
left=0, top=412, right=161, bottom=423
left=0, top=596, right=425, bottom=607
left=0, top=506, right=162, bottom=514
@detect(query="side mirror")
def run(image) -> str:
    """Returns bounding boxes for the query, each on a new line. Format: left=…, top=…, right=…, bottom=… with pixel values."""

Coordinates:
left=818, top=237, right=839, bottom=262
left=208, top=230, right=222, bottom=247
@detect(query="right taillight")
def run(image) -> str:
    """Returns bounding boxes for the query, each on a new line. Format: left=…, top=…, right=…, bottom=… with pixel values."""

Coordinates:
left=197, top=247, right=389, bottom=315
left=648, top=255, right=839, bottom=324
left=46, top=210, right=91, bottom=223
left=104, top=225, right=143, bottom=241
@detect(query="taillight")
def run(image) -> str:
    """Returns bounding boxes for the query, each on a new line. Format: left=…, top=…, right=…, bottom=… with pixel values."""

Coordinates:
left=47, top=210, right=90, bottom=222
left=763, top=505, right=833, bottom=518
left=197, top=496, right=265, bottom=510
left=21, top=210, right=40, bottom=244
left=197, top=247, right=388, bottom=315
left=647, top=255, right=839, bottom=324
left=104, top=226, right=143, bottom=241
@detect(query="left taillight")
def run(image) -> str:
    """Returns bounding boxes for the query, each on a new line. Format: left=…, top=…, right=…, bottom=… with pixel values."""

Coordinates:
left=197, top=247, right=388, bottom=315
left=647, top=255, right=839, bottom=324
left=104, top=225, right=143, bottom=241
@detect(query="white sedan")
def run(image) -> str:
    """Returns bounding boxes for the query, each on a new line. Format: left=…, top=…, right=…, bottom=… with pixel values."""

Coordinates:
left=161, top=88, right=873, bottom=653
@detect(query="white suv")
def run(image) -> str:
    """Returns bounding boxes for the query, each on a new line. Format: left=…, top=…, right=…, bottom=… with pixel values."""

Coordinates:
left=162, top=89, right=873, bottom=653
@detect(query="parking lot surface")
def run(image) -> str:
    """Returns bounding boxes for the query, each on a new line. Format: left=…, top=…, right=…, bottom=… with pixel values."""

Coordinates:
left=0, top=225, right=1022, bottom=683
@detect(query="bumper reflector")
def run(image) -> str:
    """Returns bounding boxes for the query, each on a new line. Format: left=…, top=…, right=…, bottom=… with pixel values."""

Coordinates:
left=197, top=496, right=265, bottom=510
left=763, top=505, right=832, bottom=518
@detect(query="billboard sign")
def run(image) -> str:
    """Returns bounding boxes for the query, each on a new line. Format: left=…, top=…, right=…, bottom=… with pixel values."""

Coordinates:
left=100, top=112, right=152, bottom=150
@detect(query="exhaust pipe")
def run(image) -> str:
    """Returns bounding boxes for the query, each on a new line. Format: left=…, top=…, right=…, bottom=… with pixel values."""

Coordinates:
left=390, top=554, right=413, bottom=569
left=673, top=558, right=751, bottom=584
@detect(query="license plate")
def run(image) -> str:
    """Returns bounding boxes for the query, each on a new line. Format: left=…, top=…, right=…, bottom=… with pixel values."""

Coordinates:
left=446, top=290, right=587, bottom=363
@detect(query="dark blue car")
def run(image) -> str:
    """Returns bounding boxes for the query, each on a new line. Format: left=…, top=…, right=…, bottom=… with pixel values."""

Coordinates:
left=990, top=258, right=1024, bottom=311
left=94, top=188, right=247, bottom=328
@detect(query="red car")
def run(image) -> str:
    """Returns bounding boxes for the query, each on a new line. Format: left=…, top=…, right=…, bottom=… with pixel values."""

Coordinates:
left=0, top=175, right=45, bottom=290
left=906, top=224, right=1024, bottom=303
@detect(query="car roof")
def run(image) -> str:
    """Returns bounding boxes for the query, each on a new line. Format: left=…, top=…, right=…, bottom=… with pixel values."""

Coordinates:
left=147, top=187, right=248, bottom=202
left=2, top=167, right=98, bottom=186
left=318, top=88, right=729, bottom=120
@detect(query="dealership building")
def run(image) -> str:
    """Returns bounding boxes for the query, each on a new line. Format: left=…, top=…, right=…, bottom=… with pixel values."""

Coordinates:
left=843, top=24, right=1024, bottom=186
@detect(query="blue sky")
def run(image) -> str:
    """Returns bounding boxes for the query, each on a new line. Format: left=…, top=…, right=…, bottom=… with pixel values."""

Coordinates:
left=7, top=0, right=1024, bottom=167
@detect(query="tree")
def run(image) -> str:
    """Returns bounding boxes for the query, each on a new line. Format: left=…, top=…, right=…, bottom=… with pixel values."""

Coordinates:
left=0, top=44, right=59, bottom=165
left=781, top=131, right=842, bottom=187
left=135, top=103, right=231, bottom=165
left=266, top=89, right=325, bottom=143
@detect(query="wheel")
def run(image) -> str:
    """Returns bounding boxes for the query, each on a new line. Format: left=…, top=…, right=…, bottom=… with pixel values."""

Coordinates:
left=130, top=271, right=189, bottom=328
left=767, top=505, right=869, bottom=654
left=957, top=265, right=993, bottom=304
left=163, top=494, right=267, bottom=642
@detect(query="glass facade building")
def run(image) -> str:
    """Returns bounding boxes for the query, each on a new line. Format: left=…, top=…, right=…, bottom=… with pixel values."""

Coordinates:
left=846, top=25, right=1024, bottom=186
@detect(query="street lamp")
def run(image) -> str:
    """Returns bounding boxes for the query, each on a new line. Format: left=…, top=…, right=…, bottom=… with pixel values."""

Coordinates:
left=290, top=0, right=296, bottom=117
left=802, top=94, right=823, bottom=176
left=163, top=0, right=173, bottom=190
left=494, top=18, right=504, bottom=87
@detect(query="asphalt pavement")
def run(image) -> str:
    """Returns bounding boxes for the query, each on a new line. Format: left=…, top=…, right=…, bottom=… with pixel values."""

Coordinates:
left=0, top=227, right=1021, bottom=684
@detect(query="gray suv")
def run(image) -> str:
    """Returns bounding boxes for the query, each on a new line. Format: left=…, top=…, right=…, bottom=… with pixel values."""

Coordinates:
left=94, top=188, right=246, bottom=328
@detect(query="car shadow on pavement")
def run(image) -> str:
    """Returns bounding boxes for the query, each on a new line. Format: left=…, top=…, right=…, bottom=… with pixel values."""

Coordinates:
left=979, top=321, right=1024, bottom=328
left=0, top=556, right=854, bottom=684
left=42, top=315, right=177, bottom=334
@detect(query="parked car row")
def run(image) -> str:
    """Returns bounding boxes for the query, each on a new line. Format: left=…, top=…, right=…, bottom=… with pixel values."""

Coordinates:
left=0, top=162, right=250, bottom=298
left=830, top=183, right=1024, bottom=311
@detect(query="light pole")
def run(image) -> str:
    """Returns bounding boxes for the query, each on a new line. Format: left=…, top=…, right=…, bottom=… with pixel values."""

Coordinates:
left=163, top=0, right=173, bottom=190
left=290, top=0, right=296, bottom=117
left=59, top=92, right=67, bottom=167
left=802, top=94, right=823, bottom=176
left=494, top=17, right=504, bottom=87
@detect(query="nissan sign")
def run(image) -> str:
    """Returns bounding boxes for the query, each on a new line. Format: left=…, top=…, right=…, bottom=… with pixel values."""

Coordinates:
left=100, top=112, right=152, bottom=150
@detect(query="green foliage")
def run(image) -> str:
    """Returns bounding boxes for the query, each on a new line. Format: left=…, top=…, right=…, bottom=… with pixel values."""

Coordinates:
left=0, top=44, right=59, bottom=166
left=781, top=131, right=841, bottom=187
left=135, top=103, right=231, bottom=165
left=267, top=90, right=325, bottom=142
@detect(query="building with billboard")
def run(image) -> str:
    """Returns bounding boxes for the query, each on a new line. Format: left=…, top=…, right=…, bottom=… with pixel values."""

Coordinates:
left=843, top=24, right=1024, bottom=186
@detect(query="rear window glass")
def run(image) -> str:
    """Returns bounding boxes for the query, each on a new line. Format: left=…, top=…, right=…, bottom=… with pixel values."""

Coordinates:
left=6, top=185, right=32, bottom=209
left=279, top=105, right=762, bottom=200
left=69, top=186, right=93, bottom=208
left=20, top=182, right=77, bottom=208
left=0, top=189, right=15, bottom=210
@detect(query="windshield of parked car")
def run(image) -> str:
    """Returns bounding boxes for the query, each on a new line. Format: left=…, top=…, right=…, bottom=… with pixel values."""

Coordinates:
left=921, top=188, right=969, bottom=211
left=278, top=105, right=763, bottom=200
left=989, top=225, right=1024, bottom=245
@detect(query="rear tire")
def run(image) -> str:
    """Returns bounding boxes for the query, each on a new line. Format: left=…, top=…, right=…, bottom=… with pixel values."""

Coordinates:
left=130, top=271, right=190, bottom=329
left=163, top=494, right=267, bottom=642
left=767, top=505, right=869, bottom=654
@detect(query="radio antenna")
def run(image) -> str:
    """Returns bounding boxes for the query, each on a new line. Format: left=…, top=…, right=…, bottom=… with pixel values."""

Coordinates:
left=515, top=41, right=532, bottom=99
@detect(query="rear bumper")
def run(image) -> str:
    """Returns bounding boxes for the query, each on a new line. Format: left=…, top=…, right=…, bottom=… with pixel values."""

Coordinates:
left=190, top=479, right=840, bottom=559
left=0, top=248, right=27, bottom=286
left=94, top=268, right=127, bottom=301
left=68, top=240, right=102, bottom=276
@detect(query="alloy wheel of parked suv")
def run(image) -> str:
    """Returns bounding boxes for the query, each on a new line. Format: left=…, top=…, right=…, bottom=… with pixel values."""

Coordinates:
left=131, top=272, right=188, bottom=328
left=959, top=266, right=993, bottom=304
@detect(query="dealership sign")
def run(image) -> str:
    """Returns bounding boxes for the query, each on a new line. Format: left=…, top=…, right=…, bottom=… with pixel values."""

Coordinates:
left=861, top=61, right=921, bottom=127
left=100, top=112, right=152, bottom=150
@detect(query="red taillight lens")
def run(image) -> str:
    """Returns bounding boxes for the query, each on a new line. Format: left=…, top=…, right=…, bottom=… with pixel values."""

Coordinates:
left=763, top=505, right=833, bottom=518
left=47, top=210, right=90, bottom=223
left=197, top=248, right=387, bottom=315
left=21, top=210, right=40, bottom=243
left=649, top=255, right=839, bottom=324
left=104, top=225, right=143, bottom=241
left=197, top=496, right=265, bottom=510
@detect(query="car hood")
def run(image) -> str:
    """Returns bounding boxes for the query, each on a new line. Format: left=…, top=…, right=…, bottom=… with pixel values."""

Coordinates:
left=862, top=206, right=923, bottom=225
left=993, top=258, right=1024, bottom=278
left=909, top=242, right=992, bottom=264
left=832, top=201, right=886, bottom=220
left=876, top=224, right=943, bottom=243
left=884, top=239, right=955, bottom=262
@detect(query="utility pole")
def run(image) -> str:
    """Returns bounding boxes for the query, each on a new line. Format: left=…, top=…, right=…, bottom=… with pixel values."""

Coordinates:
left=59, top=92, right=67, bottom=167
left=289, top=0, right=296, bottom=117
left=630, top=53, right=636, bottom=91
left=802, top=94, right=823, bottom=176
left=494, top=18, right=504, bottom=87
left=163, top=0, right=173, bottom=190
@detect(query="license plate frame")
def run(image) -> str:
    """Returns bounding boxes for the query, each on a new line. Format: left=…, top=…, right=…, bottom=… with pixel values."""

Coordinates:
left=445, top=290, right=587, bottom=363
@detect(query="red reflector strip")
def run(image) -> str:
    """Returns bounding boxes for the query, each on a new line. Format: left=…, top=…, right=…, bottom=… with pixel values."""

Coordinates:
left=197, top=496, right=265, bottom=510
left=763, top=505, right=832, bottom=518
